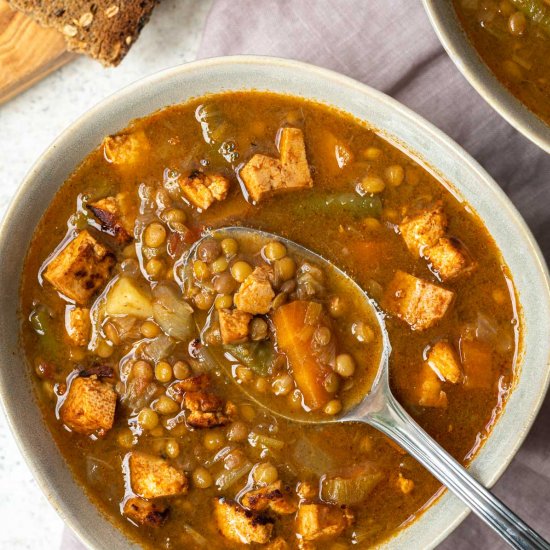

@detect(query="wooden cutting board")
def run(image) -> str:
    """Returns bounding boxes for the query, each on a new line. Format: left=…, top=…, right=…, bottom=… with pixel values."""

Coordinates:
left=0, top=1, right=74, bottom=105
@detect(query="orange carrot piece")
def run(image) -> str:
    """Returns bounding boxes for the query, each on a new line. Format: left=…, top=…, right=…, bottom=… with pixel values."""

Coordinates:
left=272, top=301, right=332, bottom=410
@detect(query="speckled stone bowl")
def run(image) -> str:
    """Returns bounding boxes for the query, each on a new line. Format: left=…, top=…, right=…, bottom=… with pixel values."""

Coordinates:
left=1, top=56, right=549, bottom=549
left=422, top=0, right=550, bottom=154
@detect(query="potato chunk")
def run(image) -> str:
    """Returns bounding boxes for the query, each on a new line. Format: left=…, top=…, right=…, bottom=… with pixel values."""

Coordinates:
left=383, top=270, right=454, bottom=331
left=44, top=230, right=115, bottom=304
left=213, top=498, right=274, bottom=545
left=234, top=266, right=275, bottom=315
left=218, top=308, right=252, bottom=344
left=65, top=306, right=90, bottom=346
left=61, top=376, right=116, bottom=435
left=399, top=206, right=447, bottom=255
left=129, top=452, right=188, bottom=499
left=241, top=481, right=297, bottom=515
left=88, top=193, right=135, bottom=245
left=427, top=341, right=462, bottom=384
left=123, top=497, right=169, bottom=527
left=103, top=130, right=150, bottom=169
left=105, top=276, right=153, bottom=319
left=296, top=503, right=354, bottom=541
left=240, top=127, right=313, bottom=203
left=179, top=171, right=230, bottom=211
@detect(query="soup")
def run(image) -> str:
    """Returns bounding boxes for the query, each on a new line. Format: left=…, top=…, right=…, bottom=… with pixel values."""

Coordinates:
left=454, top=0, right=550, bottom=125
left=20, top=91, right=519, bottom=548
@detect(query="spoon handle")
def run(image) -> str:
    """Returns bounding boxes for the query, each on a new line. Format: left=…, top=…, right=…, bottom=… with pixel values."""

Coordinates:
left=366, top=392, right=549, bottom=550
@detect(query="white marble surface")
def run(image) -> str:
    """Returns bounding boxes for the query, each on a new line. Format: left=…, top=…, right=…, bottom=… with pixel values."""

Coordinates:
left=0, top=1, right=211, bottom=547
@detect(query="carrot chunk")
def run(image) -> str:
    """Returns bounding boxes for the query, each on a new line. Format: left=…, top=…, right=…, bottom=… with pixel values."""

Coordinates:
left=272, top=301, right=332, bottom=410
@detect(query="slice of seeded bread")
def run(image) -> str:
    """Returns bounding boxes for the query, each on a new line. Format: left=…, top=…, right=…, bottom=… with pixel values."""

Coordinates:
left=7, top=1, right=158, bottom=66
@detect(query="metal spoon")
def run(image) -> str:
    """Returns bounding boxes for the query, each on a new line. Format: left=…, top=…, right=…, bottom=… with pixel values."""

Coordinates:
left=185, top=226, right=549, bottom=550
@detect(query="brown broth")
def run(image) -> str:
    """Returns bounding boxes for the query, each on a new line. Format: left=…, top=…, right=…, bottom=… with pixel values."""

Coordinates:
left=20, top=91, right=519, bottom=549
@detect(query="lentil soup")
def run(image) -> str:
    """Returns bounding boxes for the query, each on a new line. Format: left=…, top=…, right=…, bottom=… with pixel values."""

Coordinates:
left=20, top=92, right=519, bottom=548
left=454, top=0, right=550, bottom=125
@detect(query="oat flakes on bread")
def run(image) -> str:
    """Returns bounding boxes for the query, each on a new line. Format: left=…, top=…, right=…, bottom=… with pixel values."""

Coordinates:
left=7, top=0, right=158, bottom=66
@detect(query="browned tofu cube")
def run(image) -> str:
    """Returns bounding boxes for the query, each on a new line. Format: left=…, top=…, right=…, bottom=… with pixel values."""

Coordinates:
left=184, top=391, right=223, bottom=412
left=213, top=498, right=274, bottom=545
left=417, top=363, right=448, bottom=408
left=123, top=497, right=169, bottom=527
left=460, top=338, right=494, bottom=389
left=168, top=374, right=211, bottom=402
left=296, top=503, right=354, bottom=541
left=129, top=452, right=188, bottom=499
left=239, top=154, right=284, bottom=203
left=65, top=306, right=91, bottom=346
left=44, top=230, right=115, bottom=304
left=383, top=270, right=454, bottom=331
left=179, top=171, right=230, bottom=211
left=186, top=399, right=236, bottom=429
left=427, top=238, right=469, bottom=281
left=399, top=206, right=447, bottom=256
left=103, top=130, right=150, bottom=169
left=239, top=127, right=313, bottom=203
left=241, top=481, right=297, bottom=515
left=218, top=308, right=252, bottom=344
left=88, top=193, right=135, bottom=245
left=234, top=266, right=275, bottom=315
left=61, top=376, right=116, bottom=435
left=278, top=127, right=313, bottom=190
left=427, top=341, right=462, bottom=383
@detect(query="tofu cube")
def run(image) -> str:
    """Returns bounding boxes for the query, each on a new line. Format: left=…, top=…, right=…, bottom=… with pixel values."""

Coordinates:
left=296, top=503, right=354, bottom=541
left=278, top=127, right=313, bottom=190
left=460, top=338, right=494, bottom=389
left=427, top=238, right=469, bottom=281
left=213, top=498, right=274, bottom=545
left=44, top=230, right=115, bottom=304
left=61, top=376, right=116, bottom=435
left=128, top=452, right=188, bottom=499
left=241, top=481, right=297, bottom=515
left=383, top=270, right=454, bottom=331
left=399, top=206, right=447, bottom=256
left=179, top=171, right=230, bottom=211
left=123, top=497, right=169, bottom=527
left=88, top=193, right=135, bottom=245
left=103, top=130, right=150, bottom=169
left=239, top=127, right=312, bottom=203
left=239, top=154, right=284, bottom=203
left=234, top=266, right=275, bottom=315
left=427, top=341, right=462, bottom=383
left=105, top=276, right=153, bottom=319
left=65, top=306, right=91, bottom=346
left=417, top=363, right=448, bottom=408
left=218, top=308, right=252, bottom=344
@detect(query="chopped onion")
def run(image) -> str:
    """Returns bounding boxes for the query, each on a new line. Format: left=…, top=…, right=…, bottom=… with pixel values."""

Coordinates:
left=152, top=283, right=195, bottom=341
left=143, top=334, right=175, bottom=362
left=321, top=463, right=384, bottom=505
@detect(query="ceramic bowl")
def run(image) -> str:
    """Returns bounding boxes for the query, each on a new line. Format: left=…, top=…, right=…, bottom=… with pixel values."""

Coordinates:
left=1, top=56, right=549, bottom=549
left=422, top=0, right=550, bottom=154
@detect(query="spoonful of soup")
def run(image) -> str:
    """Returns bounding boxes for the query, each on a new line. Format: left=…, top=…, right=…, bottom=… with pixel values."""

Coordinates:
left=180, top=227, right=548, bottom=550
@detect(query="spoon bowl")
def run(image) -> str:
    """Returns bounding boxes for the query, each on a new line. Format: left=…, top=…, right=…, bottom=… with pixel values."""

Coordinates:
left=183, top=226, right=550, bottom=549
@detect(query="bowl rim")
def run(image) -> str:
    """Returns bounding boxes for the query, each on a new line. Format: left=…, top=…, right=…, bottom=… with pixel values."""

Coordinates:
left=422, top=0, right=550, bottom=154
left=1, top=54, right=549, bottom=550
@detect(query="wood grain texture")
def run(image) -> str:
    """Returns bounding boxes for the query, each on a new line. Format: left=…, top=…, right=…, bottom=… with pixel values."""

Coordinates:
left=0, top=1, right=73, bottom=105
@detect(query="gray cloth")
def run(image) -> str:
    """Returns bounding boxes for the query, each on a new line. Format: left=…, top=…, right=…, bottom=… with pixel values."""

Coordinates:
left=62, top=0, right=550, bottom=548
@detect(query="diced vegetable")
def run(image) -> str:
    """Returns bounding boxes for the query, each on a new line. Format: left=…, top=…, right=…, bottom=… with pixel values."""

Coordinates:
left=143, top=334, right=176, bottom=362
left=460, top=338, right=494, bottom=389
left=225, top=342, right=274, bottom=376
left=510, top=0, right=550, bottom=37
left=272, top=301, right=333, bottom=410
left=291, top=191, right=382, bottom=219
left=152, top=283, right=195, bottom=341
left=214, top=460, right=252, bottom=491
left=317, top=130, right=354, bottom=174
left=321, top=464, right=384, bottom=505
left=248, top=431, right=285, bottom=451
left=106, top=277, right=153, bottom=319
